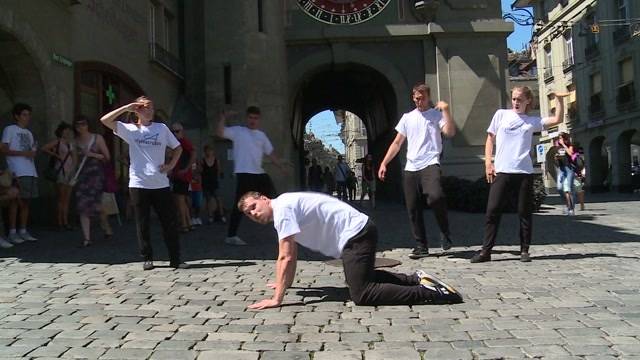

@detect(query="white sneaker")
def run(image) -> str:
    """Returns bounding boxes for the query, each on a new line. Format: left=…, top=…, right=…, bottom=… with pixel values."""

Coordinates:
left=224, top=236, right=247, bottom=246
left=195, top=218, right=202, bottom=225
left=0, top=237, right=14, bottom=249
left=19, top=231, right=38, bottom=242
left=8, top=233, right=25, bottom=244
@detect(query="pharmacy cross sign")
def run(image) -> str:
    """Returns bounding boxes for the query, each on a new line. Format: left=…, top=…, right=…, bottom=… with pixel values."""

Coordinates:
left=105, top=84, right=116, bottom=105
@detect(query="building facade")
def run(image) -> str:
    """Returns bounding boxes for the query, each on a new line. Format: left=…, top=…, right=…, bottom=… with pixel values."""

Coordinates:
left=2, top=0, right=515, bottom=207
left=0, top=0, right=186, bottom=194
left=515, top=0, right=640, bottom=192
left=336, top=110, right=368, bottom=180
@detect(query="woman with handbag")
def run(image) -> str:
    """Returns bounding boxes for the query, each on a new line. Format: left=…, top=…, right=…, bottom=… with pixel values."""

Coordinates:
left=41, top=122, right=77, bottom=231
left=72, top=115, right=111, bottom=247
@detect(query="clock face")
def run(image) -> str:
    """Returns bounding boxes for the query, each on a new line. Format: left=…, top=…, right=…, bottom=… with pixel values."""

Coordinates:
left=296, top=0, right=391, bottom=25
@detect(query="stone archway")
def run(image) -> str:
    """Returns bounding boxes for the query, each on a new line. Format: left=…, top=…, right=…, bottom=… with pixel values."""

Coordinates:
left=0, top=29, right=47, bottom=140
left=615, top=129, right=639, bottom=192
left=588, top=136, right=609, bottom=192
left=0, top=4, right=56, bottom=140
left=290, top=62, right=401, bottom=198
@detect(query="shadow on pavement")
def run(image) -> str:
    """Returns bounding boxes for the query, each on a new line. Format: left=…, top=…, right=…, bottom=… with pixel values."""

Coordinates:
left=1, top=196, right=639, bottom=266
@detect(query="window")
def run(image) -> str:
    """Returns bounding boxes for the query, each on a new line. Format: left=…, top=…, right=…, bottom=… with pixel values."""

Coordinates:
left=224, top=64, right=232, bottom=105
left=163, top=10, right=173, bottom=51
left=617, top=58, right=635, bottom=106
left=545, top=45, right=553, bottom=68
left=360, top=123, right=366, bottom=136
left=585, top=13, right=599, bottom=45
left=616, top=0, right=629, bottom=20
left=149, top=2, right=159, bottom=44
left=258, top=0, right=265, bottom=32
left=590, top=72, right=603, bottom=114
left=564, top=31, right=574, bottom=65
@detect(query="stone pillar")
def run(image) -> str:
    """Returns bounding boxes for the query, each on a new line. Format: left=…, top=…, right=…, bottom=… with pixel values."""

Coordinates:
left=204, top=0, right=293, bottom=195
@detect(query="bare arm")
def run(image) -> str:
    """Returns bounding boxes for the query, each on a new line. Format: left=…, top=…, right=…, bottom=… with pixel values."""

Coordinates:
left=485, top=133, right=496, bottom=183
left=92, top=135, right=111, bottom=162
left=160, top=146, right=183, bottom=173
left=378, top=133, right=406, bottom=181
left=248, top=236, right=298, bottom=310
left=436, top=101, right=456, bottom=138
left=41, top=140, right=61, bottom=159
left=542, top=92, right=570, bottom=128
left=100, top=102, right=140, bottom=131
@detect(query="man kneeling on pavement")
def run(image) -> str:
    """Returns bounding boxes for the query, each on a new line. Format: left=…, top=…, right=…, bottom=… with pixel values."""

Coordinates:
left=237, top=191, right=463, bottom=309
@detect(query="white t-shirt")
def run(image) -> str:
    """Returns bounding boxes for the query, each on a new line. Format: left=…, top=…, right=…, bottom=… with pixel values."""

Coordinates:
left=487, top=109, right=545, bottom=174
left=1, top=124, right=38, bottom=177
left=115, top=122, right=181, bottom=189
left=271, top=192, right=369, bottom=259
left=223, top=126, right=273, bottom=174
left=395, top=108, right=446, bottom=171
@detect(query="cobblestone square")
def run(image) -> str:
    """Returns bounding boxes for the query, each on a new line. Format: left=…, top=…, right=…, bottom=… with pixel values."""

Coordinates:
left=1, top=194, right=639, bottom=359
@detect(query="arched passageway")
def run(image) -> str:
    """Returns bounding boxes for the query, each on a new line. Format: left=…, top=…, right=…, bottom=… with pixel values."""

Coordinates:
left=291, top=63, right=401, bottom=198
left=615, top=129, right=640, bottom=192
left=0, top=29, right=46, bottom=139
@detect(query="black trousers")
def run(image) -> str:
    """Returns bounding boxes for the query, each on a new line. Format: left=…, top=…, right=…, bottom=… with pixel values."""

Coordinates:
left=228, top=173, right=276, bottom=237
left=336, top=181, right=347, bottom=201
left=482, top=173, right=533, bottom=254
left=403, top=165, right=450, bottom=246
left=129, top=187, right=180, bottom=263
left=341, top=220, right=444, bottom=305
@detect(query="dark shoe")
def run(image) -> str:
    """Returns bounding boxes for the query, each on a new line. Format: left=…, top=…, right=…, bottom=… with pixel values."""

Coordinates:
left=409, top=245, right=429, bottom=259
left=143, top=261, right=154, bottom=271
left=520, top=252, right=531, bottom=262
left=470, top=252, right=491, bottom=263
left=416, top=270, right=464, bottom=304
left=170, top=262, right=189, bottom=269
left=440, top=233, right=452, bottom=251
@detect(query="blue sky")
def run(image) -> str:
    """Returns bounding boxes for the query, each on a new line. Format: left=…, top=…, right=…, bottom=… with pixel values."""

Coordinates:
left=502, top=0, right=534, bottom=51
left=307, top=2, right=532, bottom=153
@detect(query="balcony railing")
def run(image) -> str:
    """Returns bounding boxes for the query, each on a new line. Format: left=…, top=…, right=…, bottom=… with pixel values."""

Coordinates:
left=543, top=68, right=554, bottom=83
left=585, top=44, right=600, bottom=60
left=613, top=26, right=630, bottom=46
left=149, top=42, right=184, bottom=79
left=562, top=58, right=574, bottom=72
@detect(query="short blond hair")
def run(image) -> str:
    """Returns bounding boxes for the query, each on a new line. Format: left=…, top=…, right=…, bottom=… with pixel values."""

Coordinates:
left=237, top=191, right=262, bottom=212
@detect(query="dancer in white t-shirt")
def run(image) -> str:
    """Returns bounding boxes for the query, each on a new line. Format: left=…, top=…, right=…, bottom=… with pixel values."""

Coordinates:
left=471, top=87, right=569, bottom=263
left=100, top=96, right=187, bottom=270
left=216, top=106, right=286, bottom=246
left=237, top=191, right=463, bottom=309
left=379, top=83, right=456, bottom=259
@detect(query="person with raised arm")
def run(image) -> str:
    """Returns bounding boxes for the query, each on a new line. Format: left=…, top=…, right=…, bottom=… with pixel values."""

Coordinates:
left=471, top=87, right=570, bottom=263
left=100, top=96, right=187, bottom=270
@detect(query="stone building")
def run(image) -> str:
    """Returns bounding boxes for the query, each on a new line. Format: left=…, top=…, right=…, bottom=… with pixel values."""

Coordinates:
left=2, top=0, right=514, bottom=206
left=515, top=0, right=640, bottom=192
left=335, top=110, right=367, bottom=180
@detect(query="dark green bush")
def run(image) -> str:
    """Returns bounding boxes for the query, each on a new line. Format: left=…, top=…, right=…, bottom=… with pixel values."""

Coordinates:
left=440, top=175, right=546, bottom=213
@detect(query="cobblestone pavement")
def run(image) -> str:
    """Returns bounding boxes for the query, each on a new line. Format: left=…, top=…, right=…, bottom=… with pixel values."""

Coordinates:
left=1, top=194, right=640, bottom=359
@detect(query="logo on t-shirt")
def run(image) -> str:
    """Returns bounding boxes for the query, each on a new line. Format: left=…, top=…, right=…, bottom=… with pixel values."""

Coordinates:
left=135, top=133, right=161, bottom=146
left=17, top=132, right=32, bottom=151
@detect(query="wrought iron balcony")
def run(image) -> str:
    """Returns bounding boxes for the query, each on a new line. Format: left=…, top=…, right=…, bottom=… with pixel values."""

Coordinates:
left=149, top=42, right=184, bottom=79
